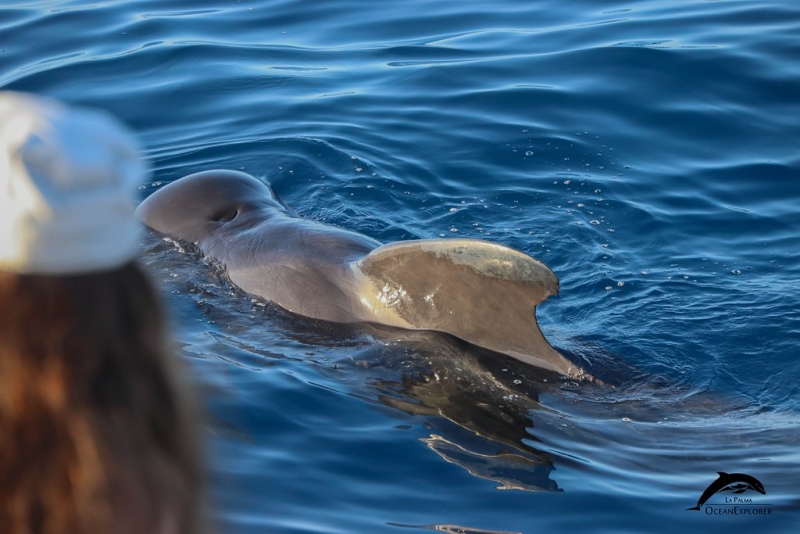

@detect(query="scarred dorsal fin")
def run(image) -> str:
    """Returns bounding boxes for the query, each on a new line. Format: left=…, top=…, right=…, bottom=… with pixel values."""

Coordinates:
left=353, top=239, right=589, bottom=379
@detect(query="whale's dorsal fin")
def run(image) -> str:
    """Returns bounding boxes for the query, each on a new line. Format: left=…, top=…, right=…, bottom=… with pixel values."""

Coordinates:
left=353, top=239, right=587, bottom=379
left=717, top=472, right=729, bottom=477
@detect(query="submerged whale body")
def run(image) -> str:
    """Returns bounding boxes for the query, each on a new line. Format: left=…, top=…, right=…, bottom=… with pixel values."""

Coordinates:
left=135, top=169, right=590, bottom=380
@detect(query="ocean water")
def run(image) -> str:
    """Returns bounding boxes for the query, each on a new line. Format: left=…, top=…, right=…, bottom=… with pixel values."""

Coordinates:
left=2, top=0, right=799, bottom=532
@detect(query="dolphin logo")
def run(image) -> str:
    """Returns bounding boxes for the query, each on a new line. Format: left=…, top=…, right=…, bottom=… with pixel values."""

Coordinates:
left=687, top=472, right=766, bottom=510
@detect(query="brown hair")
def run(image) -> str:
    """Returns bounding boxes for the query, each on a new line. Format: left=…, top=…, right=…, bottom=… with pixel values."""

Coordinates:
left=0, top=262, right=204, bottom=534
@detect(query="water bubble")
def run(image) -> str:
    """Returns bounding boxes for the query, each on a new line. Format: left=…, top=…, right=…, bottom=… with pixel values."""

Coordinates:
left=449, top=207, right=457, bottom=212
left=617, top=281, right=624, bottom=287
left=449, top=227, right=458, bottom=233
left=590, top=220, right=600, bottom=225
left=731, top=269, right=742, bottom=275
left=605, top=286, right=613, bottom=291
left=525, top=151, right=533, bottom=156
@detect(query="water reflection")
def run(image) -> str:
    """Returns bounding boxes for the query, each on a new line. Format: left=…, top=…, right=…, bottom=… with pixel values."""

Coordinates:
left=355, top=328, right=575, bottom=492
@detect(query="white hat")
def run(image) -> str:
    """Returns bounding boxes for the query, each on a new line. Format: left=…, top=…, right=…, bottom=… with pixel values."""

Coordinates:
left=0, top=92, right=147, bottom=274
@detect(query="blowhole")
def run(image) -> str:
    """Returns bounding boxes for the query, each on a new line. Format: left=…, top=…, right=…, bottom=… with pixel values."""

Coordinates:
left=211, top=208, right=239, bottom=223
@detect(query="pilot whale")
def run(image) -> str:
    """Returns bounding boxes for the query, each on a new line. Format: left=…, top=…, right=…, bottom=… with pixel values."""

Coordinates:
left=135, top=169, right=590, bottom=380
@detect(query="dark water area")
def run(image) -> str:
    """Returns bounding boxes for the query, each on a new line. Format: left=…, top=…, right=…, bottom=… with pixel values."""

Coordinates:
left=2, top=0, right=799, bottom=532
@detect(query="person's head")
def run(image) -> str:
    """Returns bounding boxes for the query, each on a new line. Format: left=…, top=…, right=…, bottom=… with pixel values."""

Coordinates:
left=0, top=92, right=203, bottom=534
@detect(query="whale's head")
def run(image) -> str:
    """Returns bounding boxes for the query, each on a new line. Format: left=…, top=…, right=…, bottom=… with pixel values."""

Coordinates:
left=135, top=169, right=285, bottom=246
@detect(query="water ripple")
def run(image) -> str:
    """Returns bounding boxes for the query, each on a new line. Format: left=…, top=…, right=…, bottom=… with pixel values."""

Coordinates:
left=4, top=0, right=799, bottom=531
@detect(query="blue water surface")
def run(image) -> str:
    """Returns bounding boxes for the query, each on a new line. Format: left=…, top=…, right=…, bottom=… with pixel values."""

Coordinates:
left=2, top=0, right=799, bottom=532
